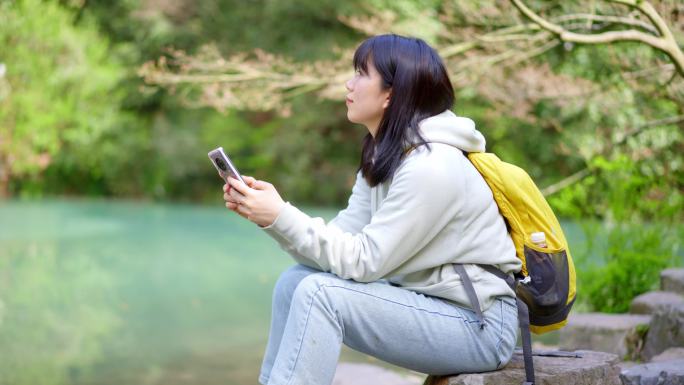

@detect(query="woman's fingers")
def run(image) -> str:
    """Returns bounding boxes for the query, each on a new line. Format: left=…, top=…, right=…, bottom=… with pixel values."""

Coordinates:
left=226, top=176, right=269, bottom=191
left=225, top=198, right=247, bottom=212
left=224, top=193, right=239, bottom=204
left=228, top=186, right=246, bottom=203
left=231, top=200, right=251, bottom=219
left=226, top=201, right=250, bottom=219
left=242, top=175, right=257, bottom=187
left=223, top=176, right=283, bottom=227
left=236, top=201, right=250, bottom=217
left=251, top=180, right=272, bottom=191
left=223, top=179, right=252, bottom=220
left=228, top=176, right=251, bottom=196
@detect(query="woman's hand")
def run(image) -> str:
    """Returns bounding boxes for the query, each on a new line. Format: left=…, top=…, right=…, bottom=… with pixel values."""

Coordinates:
left=223, top=175, right=286, bottom=227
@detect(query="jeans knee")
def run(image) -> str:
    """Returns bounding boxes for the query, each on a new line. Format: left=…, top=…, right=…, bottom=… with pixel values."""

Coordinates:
left=290, top=273, right=345, bottom=329
left=291, top=272, right=339, bottom=305
left=273, top=264, right=319, bottom=305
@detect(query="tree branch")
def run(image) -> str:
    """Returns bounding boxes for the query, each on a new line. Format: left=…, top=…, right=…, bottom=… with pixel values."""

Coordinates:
left=439, top=11, right=659, bottom=60
left=554, top=13, right=658, bottom=35
left=510, top=0, right=684, bottom=77
left=607, top=0, right=668, bottom=37
left=542, top=169, right=591, bottom=197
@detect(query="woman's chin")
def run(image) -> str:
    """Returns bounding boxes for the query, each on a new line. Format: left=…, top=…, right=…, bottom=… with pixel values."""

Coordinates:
left=346, top=111, right=371, bottom=130
left=346, top=110, right=358, bottom=123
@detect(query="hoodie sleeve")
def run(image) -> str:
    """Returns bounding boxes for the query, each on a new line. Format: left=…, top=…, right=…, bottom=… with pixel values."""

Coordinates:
left=327, top=171, right=371, bottom=234
left=260, top=170, right=371, bottom=269
left=261, top=153, right=462, bottom=282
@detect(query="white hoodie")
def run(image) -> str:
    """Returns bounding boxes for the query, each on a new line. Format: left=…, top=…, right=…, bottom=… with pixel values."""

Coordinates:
left=262, top=110, right=522, bottom=311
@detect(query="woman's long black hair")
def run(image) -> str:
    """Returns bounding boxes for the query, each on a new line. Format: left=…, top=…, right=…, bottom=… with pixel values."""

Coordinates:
left=354, top=34, right=455, bottom=187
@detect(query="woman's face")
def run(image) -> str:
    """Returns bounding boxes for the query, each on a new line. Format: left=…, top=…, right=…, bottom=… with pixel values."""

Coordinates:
left=345, top=61, right=391, bottom=137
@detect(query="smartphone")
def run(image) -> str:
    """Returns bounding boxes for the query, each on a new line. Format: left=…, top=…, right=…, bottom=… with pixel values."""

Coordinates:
left=207, top=147, right=246, bottom=185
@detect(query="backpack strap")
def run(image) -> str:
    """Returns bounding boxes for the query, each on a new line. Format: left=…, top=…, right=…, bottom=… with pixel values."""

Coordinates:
left=478, top=264, right=535, bottom=385
left=477, top=264, right=515, bottom=287
left=514, top=297, right=535, bottom=385
left=451, top=264, right=486, bottom=329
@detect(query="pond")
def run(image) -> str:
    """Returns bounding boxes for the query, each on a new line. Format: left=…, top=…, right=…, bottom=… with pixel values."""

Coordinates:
left=0, top=198, right=595, bottom=385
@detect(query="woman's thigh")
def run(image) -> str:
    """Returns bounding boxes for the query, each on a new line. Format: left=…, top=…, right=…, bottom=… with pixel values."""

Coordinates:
left=293, top=272, right=518, bottom=375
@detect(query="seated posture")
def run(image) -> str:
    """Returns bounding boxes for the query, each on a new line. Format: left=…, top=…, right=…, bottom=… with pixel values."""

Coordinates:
left=222, top=34, right=522, bottom=385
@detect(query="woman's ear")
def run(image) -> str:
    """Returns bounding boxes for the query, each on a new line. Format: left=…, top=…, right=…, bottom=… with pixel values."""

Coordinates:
left=382, top=90, right=391, bottom=109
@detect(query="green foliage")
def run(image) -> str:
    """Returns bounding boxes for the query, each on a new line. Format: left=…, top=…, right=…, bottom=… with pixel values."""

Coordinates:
left=549, top=133, right=683, bottom=313
left=361, top=0, right=446, bottom=43
left=3, top=0, right=683, bottom=217
left=0, top=0, right=127, bottom=196
left=196, top=0, right=362, bottom=60
left=146, top=97, right=363, bottom=205
left=579, top=223, right=679, bottom=313
left=550, top=153, right=684, bottom=222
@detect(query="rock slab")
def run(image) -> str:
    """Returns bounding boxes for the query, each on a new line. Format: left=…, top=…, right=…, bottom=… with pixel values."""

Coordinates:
left=642, top=303, right=684, bottom=361
left=619, top=360, right=684, bottom=385
left=424, top=350, right=620, bottom=385
left=651, top=348, right=684, bottom=362
left=559, top=313, right=651, bottom=360
left=630, top=291, right=684, bottom=315
left=661, top=269, right=684, bottom=296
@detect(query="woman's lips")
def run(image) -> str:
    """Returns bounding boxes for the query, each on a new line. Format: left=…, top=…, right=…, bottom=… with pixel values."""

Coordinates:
left=345, top=97, right=353, bottom=104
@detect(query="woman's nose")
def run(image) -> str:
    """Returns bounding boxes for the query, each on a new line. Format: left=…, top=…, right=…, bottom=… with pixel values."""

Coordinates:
left=345, top=78, right=353, bottom=92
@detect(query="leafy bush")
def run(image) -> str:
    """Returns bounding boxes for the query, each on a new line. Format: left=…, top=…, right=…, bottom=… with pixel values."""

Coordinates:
left=550, top=148, right=683, bottom=313
left=0, top=0, right=127, bottom=197
left=577, top=222, right=680, bottom=313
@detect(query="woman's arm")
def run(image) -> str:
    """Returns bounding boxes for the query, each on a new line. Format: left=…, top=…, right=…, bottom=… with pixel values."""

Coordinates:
left=234, top=155, right=462, bottom=282
left=225, top=172, right=372, bottom=269
left=268, top=171, right=372, bottom=268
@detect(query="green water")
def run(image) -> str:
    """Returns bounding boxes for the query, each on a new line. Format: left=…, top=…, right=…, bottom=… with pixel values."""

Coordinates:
left=0, top=198, right=610, bottom=385
left=0, top=198, right=380, bottom=385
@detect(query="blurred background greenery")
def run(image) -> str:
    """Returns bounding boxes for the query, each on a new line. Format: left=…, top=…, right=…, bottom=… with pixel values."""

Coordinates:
left=1, top=0, right=683, bottom=384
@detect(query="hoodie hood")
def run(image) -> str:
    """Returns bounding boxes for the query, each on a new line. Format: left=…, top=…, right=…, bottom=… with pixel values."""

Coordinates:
left=411, top=110, right=486, bottom=153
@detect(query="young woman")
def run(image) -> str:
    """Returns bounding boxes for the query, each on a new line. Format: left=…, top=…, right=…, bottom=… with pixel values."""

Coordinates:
left=222, top=34, right=521, bottom=385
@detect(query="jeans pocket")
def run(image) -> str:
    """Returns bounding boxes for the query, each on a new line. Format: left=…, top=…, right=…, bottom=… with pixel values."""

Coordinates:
left=495, top=298, right=518, bottom=369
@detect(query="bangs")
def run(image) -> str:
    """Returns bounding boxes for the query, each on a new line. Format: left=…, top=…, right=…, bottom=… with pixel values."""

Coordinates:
left=353, top=39, right=373, bottom=74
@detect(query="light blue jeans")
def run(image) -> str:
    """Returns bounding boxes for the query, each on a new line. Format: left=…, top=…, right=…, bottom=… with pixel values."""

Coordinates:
left=258, top=264, right=518, bottom=385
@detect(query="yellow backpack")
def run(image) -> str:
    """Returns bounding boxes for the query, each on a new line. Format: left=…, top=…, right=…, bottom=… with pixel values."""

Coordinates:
left=449, top=152, right=578, bottom=385
left=467, top=152, right=577, bottom=335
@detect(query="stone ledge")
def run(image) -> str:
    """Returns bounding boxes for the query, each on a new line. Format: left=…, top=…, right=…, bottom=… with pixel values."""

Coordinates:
left=661, top=268, right=684, bottom=296
left=651, top=347, right=684, bottom=362
left=558, top=313, right=651, bottom=360
left=563, top=313, right=652, bottom=331
left=642, top=302, right=684, bottom=360
left=630, top=291, right=684, bottom=315
left=424, top=350, right=620, bottom=385
left=619, top=359, right=684, bottom=385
